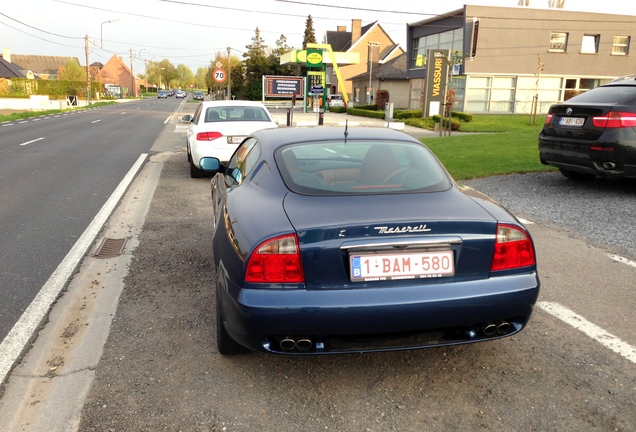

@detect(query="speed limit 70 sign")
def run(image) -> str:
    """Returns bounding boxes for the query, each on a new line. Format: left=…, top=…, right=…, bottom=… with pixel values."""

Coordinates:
left=213, top=68, right=226, bottom=83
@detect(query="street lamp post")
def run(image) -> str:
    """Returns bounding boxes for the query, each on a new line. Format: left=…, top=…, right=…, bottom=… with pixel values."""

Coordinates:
left=368, top=42, right=379, bottom=104
left=100, top=19, right=119, bottom=49
left=159, top=67, right=165, bottom=90
left=227, top=47, right=232, bottom=100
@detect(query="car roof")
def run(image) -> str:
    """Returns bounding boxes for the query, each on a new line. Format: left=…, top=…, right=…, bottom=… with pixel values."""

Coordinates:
left=607, top=74, right=636, bottom=85
left=250, top=126, right=421, bottom=153
left=198, top=100, right=268, bottom=108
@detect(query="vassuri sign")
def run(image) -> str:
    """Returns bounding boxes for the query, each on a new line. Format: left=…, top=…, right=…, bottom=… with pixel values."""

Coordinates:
left=264, top=76, right=304, bottom=98
left=424, top=49, right=450, bottom=117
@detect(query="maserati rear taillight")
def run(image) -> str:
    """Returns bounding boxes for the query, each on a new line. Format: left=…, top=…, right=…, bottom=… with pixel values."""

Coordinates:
left=491, top=224, right=535, bottom=271
left=245, top=234, right=304, bottom=283
left=196, top=131, right=223, bottom=141
left=592, top=111, right=636, bottom=128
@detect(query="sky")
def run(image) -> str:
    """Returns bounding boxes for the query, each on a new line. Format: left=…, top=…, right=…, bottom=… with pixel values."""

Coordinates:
left=2, top=0, right=636, bottom=74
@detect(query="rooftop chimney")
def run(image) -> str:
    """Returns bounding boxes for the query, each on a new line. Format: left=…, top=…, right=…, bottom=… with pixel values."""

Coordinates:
left=2, top=47, right=11, bottom=63
left=351, top=19, right=362, bottom=44
left=337, top=26, right=346, bottom=32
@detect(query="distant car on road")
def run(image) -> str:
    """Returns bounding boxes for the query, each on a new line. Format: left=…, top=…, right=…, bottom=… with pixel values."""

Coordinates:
left=193, top=91, right=205, bottom=101
left=539, top=74, right=636, bottom=180
left=176, top=90, right=187, bottom=98
left=199, top=127, right=539, bottom=355
left=182, top=100, right=278, bottom=178
left=157, top=90, right=168, bottom=99
left=327, top=94, right=345, bottom=107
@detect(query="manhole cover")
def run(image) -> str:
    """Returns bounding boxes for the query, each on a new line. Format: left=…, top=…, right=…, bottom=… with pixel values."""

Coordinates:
left=91, top=237, right=129, bottom=259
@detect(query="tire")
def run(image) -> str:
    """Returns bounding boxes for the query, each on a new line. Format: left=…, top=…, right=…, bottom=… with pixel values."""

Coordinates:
left=559, top=168, right=596, bottom=181
left=216, top=296, right=246, bottom=355
left=189, top=158, right=205, bottom=178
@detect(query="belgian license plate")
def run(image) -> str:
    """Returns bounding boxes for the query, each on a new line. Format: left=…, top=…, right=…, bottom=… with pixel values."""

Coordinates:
left=349, top=250, right=455, bottom=282
left=559, top=117, right=584, bottom=127
left=227, top=136, right=245, bottom=144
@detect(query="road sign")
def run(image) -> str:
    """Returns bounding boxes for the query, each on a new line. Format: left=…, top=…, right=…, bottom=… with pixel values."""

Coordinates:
left=213, top=68, right=226, bottom=83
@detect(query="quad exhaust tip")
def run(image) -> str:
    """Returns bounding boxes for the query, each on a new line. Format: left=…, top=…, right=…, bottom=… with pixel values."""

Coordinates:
left=278, top=336, right=314, bottom=351
left=482, top=321, right=511, bottom=336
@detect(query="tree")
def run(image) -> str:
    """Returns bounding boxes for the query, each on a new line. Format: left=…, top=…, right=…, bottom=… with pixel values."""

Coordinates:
left=303, top=15, right=317, bottom=48
left=242, top=27, right=270, bottom=100
left=175, top=64, right=194, bottom=89
left=270, top=34, right=297, bottom=76
left=57, top=60, right=84, bottom=81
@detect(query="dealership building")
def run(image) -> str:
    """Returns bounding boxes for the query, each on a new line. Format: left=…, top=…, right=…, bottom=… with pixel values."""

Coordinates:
left=407, top=5, right=636, bottom=114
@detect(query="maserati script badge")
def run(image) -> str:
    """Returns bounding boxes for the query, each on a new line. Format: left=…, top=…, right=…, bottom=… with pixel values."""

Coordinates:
left=374, top=225, right=432, bottom=234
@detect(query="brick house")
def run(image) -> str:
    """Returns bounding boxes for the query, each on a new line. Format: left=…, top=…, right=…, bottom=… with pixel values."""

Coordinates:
left=95, top=55, right=138, bottom=97
left=324, top=19, right=404, bottom=104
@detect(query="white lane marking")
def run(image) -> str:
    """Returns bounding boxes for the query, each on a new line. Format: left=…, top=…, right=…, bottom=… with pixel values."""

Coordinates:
left=517, top=217, right=533, bottom=225
left=121, top=112, right=126, bottom=115
left=0, top=153, right=148, bottom=384
left=32, top=118, right=41, bottom=122
left=164, top=115, right=172, bottom=125
left=537, top=301, right=636, bottom=364
left=607, top=253, right=636, bottom=268
left=2, top=123, right=14, bottom=127
left=18, top=121, right=28, bottom=124
left=91, top=119, right=101, bottom=124
left=20, top=137, right=46, bottom=146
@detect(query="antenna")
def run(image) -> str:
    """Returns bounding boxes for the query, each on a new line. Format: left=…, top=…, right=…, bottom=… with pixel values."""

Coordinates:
left=344, top=119, right=349, bottom=143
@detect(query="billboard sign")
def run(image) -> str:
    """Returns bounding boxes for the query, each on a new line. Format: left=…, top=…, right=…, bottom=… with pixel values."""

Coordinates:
left=264, top=76, right=304, bottom=98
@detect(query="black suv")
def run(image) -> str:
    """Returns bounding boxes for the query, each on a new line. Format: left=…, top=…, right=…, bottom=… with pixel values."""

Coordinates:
left=538, top=74, right=636, bottom=180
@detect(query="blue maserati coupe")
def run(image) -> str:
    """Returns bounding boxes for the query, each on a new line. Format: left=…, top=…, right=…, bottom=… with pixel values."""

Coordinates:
left=200, top=127, right=540, bottom=355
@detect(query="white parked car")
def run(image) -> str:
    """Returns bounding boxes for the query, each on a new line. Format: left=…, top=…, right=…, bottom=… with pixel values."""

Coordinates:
left=327, top=94, right=345, bottom=107
left=182, top=101, right=278, bottom=178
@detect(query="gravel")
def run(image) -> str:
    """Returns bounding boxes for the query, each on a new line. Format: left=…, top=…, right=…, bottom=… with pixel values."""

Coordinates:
left=461, top=172, right=636, bottom=260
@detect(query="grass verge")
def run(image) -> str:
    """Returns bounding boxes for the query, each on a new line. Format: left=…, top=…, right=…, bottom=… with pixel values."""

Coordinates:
left=421, top=114, right=556, bottom=180
left=0, top=101, right=117, bottom=122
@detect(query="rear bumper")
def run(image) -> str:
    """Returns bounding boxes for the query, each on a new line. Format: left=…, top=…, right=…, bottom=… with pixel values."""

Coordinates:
left=539, top=134, right=636, bottom=178
left=191, top=139, right=237, bottom=167
left=218, top=272, right=540, bottom=354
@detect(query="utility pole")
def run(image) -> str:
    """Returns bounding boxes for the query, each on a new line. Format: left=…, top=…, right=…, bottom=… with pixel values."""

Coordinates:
left=85, top=34, right=91, bottom=105
left=129, top=49, right=135, bottom=97
left=227, top=47, right=232, bottom=100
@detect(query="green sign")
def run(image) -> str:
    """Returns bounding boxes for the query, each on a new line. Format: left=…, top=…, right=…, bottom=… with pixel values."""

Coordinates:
left=305, top=49, right=323, bottom=68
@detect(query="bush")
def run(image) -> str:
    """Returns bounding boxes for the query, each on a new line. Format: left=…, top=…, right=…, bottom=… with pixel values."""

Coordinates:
left=329, top=106, right=347, bottom=113
left=376, top=90, right=390, bottom=110
left=395, top=109, right=423, bottom=120
left=404, top=117, right=436, bottom=129
left=346, top=107, right=385, bottom=119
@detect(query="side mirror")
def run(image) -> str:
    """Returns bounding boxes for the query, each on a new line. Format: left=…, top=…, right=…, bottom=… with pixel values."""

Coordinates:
left=181, top=114, right=192, bottom=123
left=200, top=157, right=224, bottom=173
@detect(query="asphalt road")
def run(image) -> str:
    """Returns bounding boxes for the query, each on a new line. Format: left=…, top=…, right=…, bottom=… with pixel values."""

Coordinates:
left=0, top=98, right=183, bottom=342
left=0, top=104, right=634, bottom=431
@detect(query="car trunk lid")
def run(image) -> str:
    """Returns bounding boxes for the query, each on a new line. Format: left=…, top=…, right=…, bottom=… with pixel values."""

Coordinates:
left=283, top=188, right=499, bottom=290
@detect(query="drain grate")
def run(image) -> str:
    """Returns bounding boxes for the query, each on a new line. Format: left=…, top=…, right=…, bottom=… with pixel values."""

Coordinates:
left=91, top=237, right=129, bottom=258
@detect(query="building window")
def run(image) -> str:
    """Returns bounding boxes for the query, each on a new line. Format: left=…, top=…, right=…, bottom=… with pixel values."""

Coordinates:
left=549, top=32, right=568, bottom=52
left=466, top=76, right=516, bottom=113
left=411, top=28, right=463, bottom=69
left=581, top=34, right=600, bottom=54
left=612, top=36, right=630, bottom=55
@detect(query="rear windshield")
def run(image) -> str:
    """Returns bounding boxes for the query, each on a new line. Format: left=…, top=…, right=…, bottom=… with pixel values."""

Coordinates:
left=204, top=106, right=270, bottom=122
left=568, top=85, right=636, bottom=104
left=276, top=141, right=451, bottom=195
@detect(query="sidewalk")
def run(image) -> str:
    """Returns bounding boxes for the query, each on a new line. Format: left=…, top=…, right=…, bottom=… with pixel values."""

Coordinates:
left=270, top=109, right=438, bottom=139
